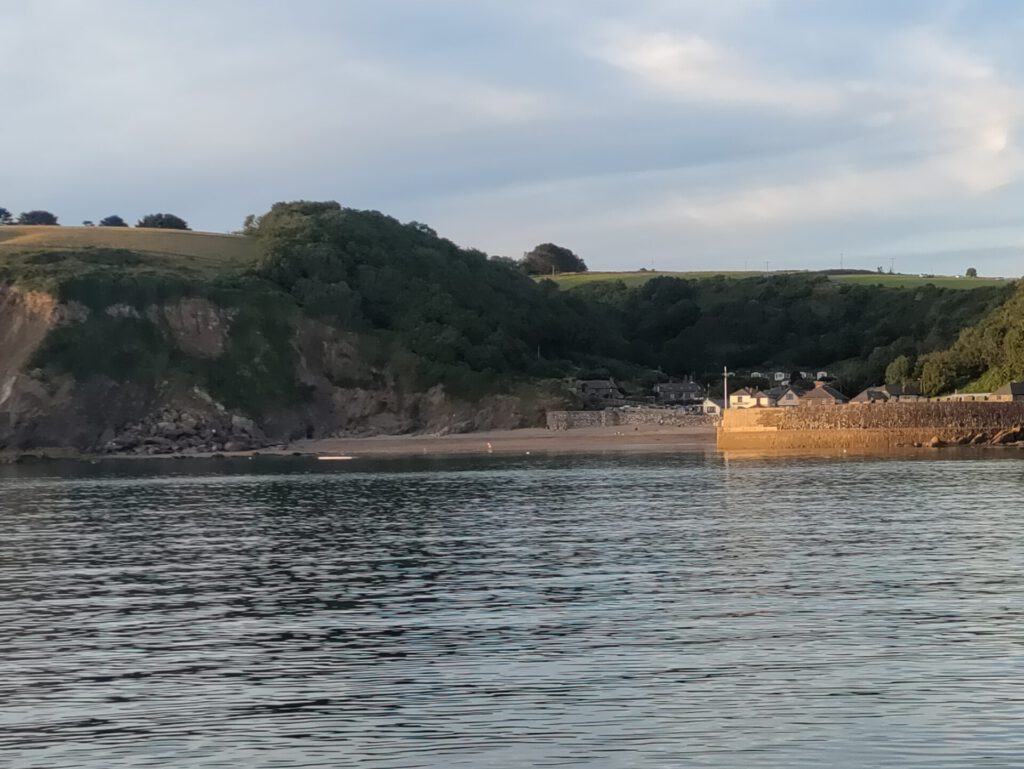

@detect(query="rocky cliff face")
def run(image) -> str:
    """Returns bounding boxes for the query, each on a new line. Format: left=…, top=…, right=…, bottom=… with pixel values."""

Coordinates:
left=0, top=288, right=565, bottom=454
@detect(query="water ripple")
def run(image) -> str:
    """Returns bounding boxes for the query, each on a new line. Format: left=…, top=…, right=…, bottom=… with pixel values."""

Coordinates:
left=2, top=454, right=1024, bottom=767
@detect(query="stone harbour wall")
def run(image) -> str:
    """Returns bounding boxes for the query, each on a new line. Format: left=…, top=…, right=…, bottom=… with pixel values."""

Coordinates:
left=718, top=402, right=1024, bottom=450
left=547, top=408, right=717, bottom=431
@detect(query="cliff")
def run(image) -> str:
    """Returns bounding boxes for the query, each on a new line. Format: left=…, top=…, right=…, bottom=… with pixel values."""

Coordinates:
left=0, top=284, right=565, bottom=454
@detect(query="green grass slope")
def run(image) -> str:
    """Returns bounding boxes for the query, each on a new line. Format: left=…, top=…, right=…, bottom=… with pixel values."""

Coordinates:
left=0, top=225, right=260, bottom=270
left=541, top=270, right=1010, bottom=291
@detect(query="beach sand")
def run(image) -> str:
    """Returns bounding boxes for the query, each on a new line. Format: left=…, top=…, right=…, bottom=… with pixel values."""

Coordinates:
left=283, top=424, right=716, bottom=459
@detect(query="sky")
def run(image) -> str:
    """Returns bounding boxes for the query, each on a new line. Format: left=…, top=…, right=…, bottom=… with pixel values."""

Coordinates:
left=4, top=0, right=1024, bottom=275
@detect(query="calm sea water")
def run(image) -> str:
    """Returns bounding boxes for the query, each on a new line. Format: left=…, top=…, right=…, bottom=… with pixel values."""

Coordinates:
left=2, top=452, right=1024, bottom=768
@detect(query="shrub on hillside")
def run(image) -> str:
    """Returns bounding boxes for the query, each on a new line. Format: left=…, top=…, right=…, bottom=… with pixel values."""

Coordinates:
left=137, top=213, right=189, bottom=230
left=18, top=210, right=58, bottom=225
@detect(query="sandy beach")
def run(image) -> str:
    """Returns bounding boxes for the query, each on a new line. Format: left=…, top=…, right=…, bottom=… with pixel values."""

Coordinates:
left=282, top=424, right=716, bottom=458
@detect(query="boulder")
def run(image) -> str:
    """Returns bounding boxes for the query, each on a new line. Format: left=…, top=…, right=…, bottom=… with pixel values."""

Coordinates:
left=991, top=426, right=1024, bottom=445
left=928, top=436, right=946, bottom=448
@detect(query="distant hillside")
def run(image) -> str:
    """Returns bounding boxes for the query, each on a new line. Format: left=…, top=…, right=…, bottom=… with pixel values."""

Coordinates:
left=0, top=202, right=1017, bottom=451
left=543, top=270, right=1010, bottom=291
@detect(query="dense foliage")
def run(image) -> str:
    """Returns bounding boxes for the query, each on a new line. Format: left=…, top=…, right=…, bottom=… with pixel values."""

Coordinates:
left=0, top=207, right=12, bottom=224
left=18, top=210, right=58, bottom=225
left=564, top=275, right=1011, bottom=393
left=99, top=215, right=128, bottom=227
left=914, top=282, right=1024, bottom=394
left=251, top=202, right=602, bottom=393
left=137, top=213, right=189, bottom=230
left=520, top=243, right=588, bottom=275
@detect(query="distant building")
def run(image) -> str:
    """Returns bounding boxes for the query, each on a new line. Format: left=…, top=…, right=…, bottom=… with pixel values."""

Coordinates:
left=799, top=381, right=849, bottom=407
left=702, top=398, right=724, bottom=415
left=990, top=382, right=1024, bottom=402
left=935, top=392, right=990, bottom=402
left=773, top=371, right=788, bottom=382
left=730, top=388, right=773, bottom=408
left=852, top=383, right=924, bottom=403
left=576, top=379, right=626, bottom=409
left=654, top=380, right=705, bottom=405
left=768, top=385, right=804, bottom=407
left=728, top=387, right=757, bottom=409
left=851, top=387, right=890, bottom=404
left=885, top=383, right=921, bottom=401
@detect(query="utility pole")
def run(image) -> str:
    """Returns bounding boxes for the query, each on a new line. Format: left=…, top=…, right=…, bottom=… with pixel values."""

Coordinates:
left=889, top=256, right=895, bottom=274
left=764, top=260, right=770, bottom=276
left=723, top=366, right=730, bottom=410
left=840, top=252, right=844, bottom=270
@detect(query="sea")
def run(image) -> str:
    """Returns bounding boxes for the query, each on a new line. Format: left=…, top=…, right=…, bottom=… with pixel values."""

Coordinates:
left=2, top=452, right=1023, bottom=768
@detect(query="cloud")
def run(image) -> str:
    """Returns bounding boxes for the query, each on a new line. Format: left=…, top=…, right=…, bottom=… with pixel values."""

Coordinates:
left=611, top=31, right=1024, bottom=230
left=593, top=29, right=842, bottom=113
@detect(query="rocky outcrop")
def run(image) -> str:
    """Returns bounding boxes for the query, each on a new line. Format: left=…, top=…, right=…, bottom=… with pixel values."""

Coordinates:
left=161, top=298, right=236, bottom=358
left=102, top=406, right=270, bottom=455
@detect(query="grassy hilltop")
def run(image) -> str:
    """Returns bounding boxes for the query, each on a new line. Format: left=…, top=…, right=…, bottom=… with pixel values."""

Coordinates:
left=544, top=270, right=1008, bottom=291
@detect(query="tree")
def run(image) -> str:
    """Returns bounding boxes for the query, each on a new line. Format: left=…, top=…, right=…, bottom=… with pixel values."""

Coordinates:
left=0, top=207, right=11, bottom=225
left=884, top=354, right=913, bottom=386
left=966, top=267, right=978, bottom=278
left=82, top=220, right=94, bottom=227
left=99, top=215, right=128, bottom=227
left=920, top=354, right=958, bottom=396
left=137, top=213, right=189, bottom=230
left=18, top=210, right=58, bottom=225
left=520, top=243, right=588, bottom=275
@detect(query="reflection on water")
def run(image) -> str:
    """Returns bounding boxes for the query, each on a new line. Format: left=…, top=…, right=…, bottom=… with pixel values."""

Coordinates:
left=2, top=454, right=1024, bottom=768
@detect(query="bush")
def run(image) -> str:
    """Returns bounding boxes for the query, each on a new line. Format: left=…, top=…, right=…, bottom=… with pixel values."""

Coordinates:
left=137, top=213, right=189, bottom=230
left=18, top=210, right=58, bottom=225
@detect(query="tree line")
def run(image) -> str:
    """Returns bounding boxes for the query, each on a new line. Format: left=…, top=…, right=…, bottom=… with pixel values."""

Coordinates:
left=0, top=208, right=190, bottom=229
left=246, top=201, right=1007, bottom=398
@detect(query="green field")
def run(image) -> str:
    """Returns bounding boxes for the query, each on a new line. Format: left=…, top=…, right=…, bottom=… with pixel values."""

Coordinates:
left=540, top=270, right=1012, bottom=291
left=0, top=225, right=261, bottom=272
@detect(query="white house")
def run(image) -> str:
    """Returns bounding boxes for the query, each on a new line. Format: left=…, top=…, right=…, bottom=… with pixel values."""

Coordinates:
left=702, top=398, right=724, bottom=415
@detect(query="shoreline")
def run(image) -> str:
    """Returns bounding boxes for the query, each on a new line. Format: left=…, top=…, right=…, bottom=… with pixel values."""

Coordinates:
left=2, top=424, right=718, bottom=463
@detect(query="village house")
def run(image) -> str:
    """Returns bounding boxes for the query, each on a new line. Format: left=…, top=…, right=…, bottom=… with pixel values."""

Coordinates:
left=935, top=392, right=991, bottom=402
left=702, top=398, right=724, bottom=415
left=769, top=385, right=804, bottom=407
left=729, top=388, right=774, bottom=408
left=576, top=379, right=627, bottom=409
left=990, top=382, right=1024, bottom=402
left=851, top=383, right=923, bottom=403
left=799, top=381, right=849, bottom=406
left=728, top=387, right=757, bottom=408
left=654, top=380, right=705, bottom=405
left=885, top=383, right=922, bottom=401
left=851, top=387, right=889, bottom=403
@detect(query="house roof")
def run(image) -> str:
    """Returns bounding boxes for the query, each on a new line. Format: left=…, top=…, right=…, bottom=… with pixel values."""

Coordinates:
left=730, top=387, right=755, bottom=397
left=852, top=387, right=889, bottom=402
left=993, top=382, right=1024, bottom=396
left=703, top=398, right=724, bottom=407
left=803, top=383, right=849, bottom=402
left=656, top=381, right=703, bottom=391
left=885, top=383, right=920, bottom=397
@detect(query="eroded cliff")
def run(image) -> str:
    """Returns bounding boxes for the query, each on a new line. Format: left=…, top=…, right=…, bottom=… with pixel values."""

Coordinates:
left=0, top=287, right=565, bottom=454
